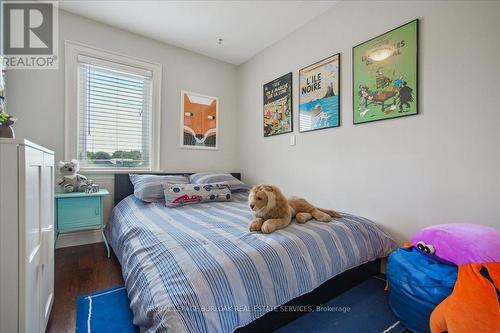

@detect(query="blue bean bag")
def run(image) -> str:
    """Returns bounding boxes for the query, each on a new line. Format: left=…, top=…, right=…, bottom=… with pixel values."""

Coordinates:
left=387, top=247, right=457, bottom=333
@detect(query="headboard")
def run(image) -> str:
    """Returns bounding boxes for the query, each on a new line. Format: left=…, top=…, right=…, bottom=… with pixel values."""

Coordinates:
left=114, top=172, right=241, bottom=206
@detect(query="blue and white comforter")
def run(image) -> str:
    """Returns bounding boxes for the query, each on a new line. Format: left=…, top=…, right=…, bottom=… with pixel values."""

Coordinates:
left=106, top=192, right=397, bottom=333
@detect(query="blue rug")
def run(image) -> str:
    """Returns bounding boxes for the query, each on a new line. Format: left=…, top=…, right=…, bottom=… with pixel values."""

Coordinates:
left=76, top=277, right=405, bottom=333
left=276, top=276, right=406, bottom=333
left=76, top=286, right=138, bottom=333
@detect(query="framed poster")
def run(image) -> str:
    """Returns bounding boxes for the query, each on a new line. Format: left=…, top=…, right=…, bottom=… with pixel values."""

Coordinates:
left=180, top=91, right=218, bottom=150
left=263, top=72, right=292, bottom=137
left=353, top=19, right=418, bottom=124
left=299, top=54, right=340, bottom=132
left=0, top=57, right=5, bottom=113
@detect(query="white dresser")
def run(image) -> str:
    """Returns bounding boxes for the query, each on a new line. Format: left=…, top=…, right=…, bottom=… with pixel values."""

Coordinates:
left=0, top=139, right=55, bottom=333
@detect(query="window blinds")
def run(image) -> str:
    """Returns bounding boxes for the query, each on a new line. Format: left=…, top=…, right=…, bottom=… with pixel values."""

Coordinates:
left=77, top=57, right=152, bottom=169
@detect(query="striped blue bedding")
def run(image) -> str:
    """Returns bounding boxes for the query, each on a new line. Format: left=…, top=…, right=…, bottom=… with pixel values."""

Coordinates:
left=105, top=192, right=397, bottom=333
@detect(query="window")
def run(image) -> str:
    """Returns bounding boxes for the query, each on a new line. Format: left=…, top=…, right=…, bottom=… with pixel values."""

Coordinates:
left=78, top=59, right=151, bottom=169
left=65, top=41, right=161, bottom=171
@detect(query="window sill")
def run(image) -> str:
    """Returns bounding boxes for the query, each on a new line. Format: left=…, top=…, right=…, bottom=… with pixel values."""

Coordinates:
left=80, top=169, right=158, bottom=175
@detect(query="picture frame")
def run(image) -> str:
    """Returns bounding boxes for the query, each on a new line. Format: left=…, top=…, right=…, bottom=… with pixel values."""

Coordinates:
left=263, top=72, right=293, bottom=137
left=352, top=19, right=419, bottom=125
left=0, top=57, right=5, bottom=114
left=180, top=90, right=218, bottom=150
left=299, top=53, right=340, bottom=132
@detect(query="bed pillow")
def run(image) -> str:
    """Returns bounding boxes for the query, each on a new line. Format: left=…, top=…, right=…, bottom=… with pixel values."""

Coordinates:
left=189, top=172, right=249, bottom=192
left=163, top=182, right=232, bottom=207
left=411, top=223, right=500, bottom=265
left=130, top=174, right=190, bottom=202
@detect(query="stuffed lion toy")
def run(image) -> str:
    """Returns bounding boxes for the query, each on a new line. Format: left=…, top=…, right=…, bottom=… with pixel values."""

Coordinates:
left=248, top=184, right=341, bottom=233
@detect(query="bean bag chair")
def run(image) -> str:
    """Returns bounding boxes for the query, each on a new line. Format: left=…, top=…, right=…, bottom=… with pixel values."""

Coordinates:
left=387, top=247, right=457, bottom=333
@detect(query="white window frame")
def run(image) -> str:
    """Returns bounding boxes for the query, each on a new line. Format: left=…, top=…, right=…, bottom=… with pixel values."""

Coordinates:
left=65, top=40, right=161, bottom=172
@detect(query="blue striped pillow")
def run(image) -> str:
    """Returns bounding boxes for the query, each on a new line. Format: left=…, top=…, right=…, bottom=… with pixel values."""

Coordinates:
left=130, top=174, right=190, bottom=202
left=188, top=172, right=249, bottom=192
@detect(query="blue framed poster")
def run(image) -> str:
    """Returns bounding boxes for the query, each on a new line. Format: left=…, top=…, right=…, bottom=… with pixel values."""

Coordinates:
left=299, top=53, right=340, bottom=132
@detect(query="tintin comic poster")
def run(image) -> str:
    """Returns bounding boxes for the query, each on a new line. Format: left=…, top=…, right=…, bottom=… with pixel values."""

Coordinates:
left=353, top=19, right=418, bottom=124
left=299, top=54, right=340, bottom=132
left=0, top=58, right=5, bottom=113
left=263, top=73, right=292, bottom=137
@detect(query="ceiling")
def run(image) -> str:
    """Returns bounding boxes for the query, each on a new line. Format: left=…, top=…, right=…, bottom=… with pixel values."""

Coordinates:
left=58, top=0, right=338, bottom=65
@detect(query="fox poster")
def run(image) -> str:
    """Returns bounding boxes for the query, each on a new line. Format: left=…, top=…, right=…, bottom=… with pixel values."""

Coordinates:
left=181, top=91, right=218, bottom=149
left=353, top=19, right=418, bottom=124
left=299, top=54, right=340, bottom=132
left=263, top=73, right=293, bottom=137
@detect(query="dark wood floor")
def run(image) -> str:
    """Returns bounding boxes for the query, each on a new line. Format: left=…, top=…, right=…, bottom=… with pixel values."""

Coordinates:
left=46, top=242, right=123, bottom=333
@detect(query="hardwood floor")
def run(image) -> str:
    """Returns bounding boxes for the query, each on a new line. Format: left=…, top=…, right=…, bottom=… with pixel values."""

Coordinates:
left=46, top=242, right=123, bottom=333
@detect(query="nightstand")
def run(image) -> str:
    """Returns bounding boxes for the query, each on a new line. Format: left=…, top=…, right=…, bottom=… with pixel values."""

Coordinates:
left=55, top=189, right=110, bottom=257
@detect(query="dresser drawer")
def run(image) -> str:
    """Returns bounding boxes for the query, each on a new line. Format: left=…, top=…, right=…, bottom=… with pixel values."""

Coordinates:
left=57, top=196, right=101, bottom=231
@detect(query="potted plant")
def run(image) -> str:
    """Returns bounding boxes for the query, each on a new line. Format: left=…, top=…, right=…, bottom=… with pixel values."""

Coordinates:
left=0, top=109, right=16, bottom=139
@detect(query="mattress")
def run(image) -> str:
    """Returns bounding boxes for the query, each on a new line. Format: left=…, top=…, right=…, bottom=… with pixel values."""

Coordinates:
left=105, top=192, right=397, bottom=332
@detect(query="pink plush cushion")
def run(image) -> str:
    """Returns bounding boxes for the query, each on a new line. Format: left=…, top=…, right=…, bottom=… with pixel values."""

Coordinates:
left=411, top=223, right=500, bottom=265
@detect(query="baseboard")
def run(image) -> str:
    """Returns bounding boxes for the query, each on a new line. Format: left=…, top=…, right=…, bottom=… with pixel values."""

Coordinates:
left=56, top=229, right=103, bottom=248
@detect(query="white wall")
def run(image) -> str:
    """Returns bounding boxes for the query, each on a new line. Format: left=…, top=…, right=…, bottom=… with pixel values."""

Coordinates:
left=237, top=1, right=500, bottom=243
left=7, top=9, right=239, bottom=172
left=6, top=10, right=239, bottom=247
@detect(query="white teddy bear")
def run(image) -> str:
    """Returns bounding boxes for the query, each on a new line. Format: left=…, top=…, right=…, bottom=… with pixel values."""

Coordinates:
left=57, top=159, right=89, bottom=193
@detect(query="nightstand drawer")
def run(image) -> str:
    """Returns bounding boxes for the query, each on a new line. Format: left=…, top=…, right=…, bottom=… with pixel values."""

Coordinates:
left=57, top=196, right=101, bottom=231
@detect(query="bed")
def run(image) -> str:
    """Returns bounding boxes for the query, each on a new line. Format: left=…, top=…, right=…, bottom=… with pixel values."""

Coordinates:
left=106, top=173, right=397, bottom=333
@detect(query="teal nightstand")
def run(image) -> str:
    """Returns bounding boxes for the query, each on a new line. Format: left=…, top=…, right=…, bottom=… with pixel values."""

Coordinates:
left=55, top=189, right=110, bottom=257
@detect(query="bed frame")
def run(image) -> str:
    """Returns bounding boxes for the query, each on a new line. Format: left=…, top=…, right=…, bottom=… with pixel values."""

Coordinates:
left=113, top=173, right=381, bottom=332
left=237, top=259, right=381, bottom=332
